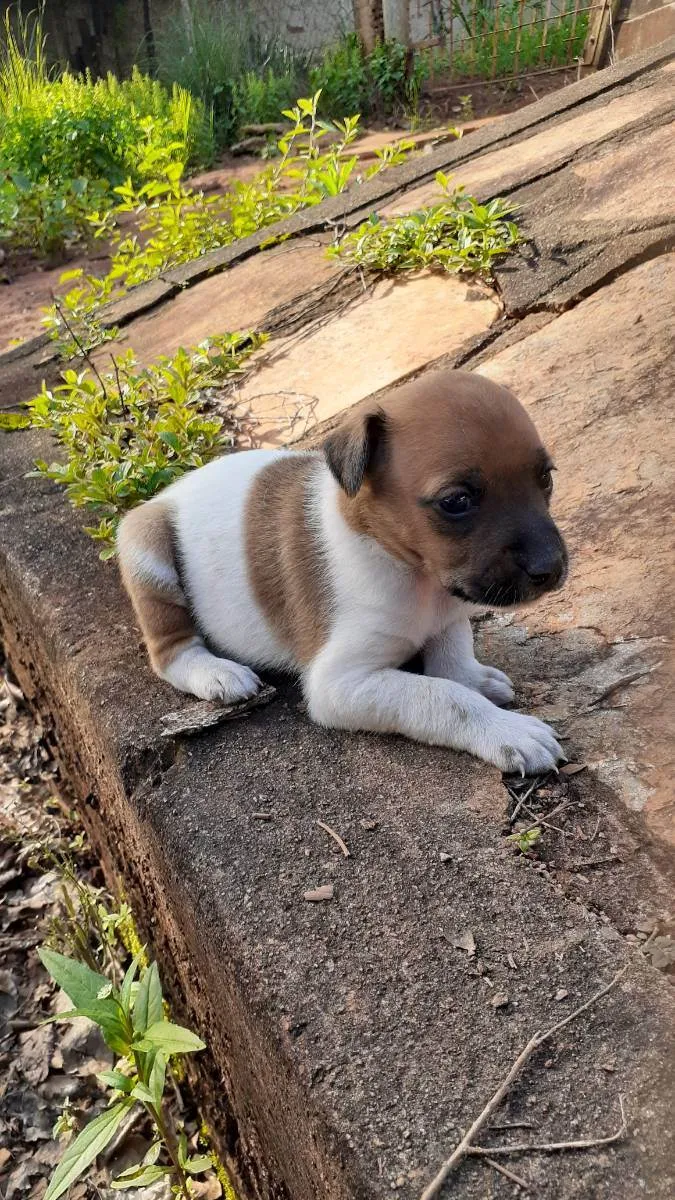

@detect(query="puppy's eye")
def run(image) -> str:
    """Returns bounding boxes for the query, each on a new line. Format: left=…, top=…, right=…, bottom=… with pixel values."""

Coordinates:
left=438, top=490, right=476, bottom=517
left=540, top=468, right=553, bottom=492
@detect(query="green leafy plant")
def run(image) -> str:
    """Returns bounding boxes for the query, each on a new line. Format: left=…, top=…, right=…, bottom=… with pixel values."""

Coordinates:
left=155, top=0, right=310, bottom=148
left=447, top=0, right=588, bottom=81
left=0, top=8, right=212, bottom=256
left=25, top=332, right=266, bottom=555
left=39, top=947, right=209, bottom=1198
left=44, top=93, right=414, bottom=354
left=328, top=171, right=520, bottom=276
left=508, top=826, right=542, bottom=853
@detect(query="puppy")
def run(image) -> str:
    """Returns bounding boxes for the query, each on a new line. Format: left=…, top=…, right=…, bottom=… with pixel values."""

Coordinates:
left=117, top=369, right=568, bottom=774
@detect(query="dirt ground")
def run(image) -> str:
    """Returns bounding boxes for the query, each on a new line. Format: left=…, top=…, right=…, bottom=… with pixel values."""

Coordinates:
left=0, top=655, right=225, bottom=1200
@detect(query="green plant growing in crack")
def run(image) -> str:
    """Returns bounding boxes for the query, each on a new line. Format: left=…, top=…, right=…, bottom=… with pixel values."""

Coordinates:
left=24, top=331, right=266, bottom=555
left=328, top=172, right=520, bottom=276
left=39, top=947, right=210, bottom=1198
left=43, top=92, right=415, bottom=357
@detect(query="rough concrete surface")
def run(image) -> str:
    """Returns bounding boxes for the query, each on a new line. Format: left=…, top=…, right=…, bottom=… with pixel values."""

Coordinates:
left=1, top=41, right=674, bottom=1200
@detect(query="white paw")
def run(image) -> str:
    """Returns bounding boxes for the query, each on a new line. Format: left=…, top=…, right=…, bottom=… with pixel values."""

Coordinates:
left=162, top=646, right=261, bottom=703
left=471, top=663, right=515, bottom=706
left=483, top=708, right=564, bottom=775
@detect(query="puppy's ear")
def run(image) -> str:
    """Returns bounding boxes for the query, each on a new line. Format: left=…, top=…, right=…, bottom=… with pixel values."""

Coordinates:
left=324, top=408, right=387, bottom=497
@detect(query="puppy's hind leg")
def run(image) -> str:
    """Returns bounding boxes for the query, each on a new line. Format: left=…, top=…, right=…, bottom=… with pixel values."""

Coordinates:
left=117, top=501, right=260, bottom=703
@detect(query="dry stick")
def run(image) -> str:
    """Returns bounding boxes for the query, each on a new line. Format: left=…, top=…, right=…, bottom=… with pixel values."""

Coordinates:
left=470, top=1096, right=626, bottom=1157
left=515, top=800, right=570, bottom=839
left=52, top=296, right=109, bottom=399
left=484, top=1157, right=531, bottom=1190
left=317, top=819, right=351, bottom=858
left=507, top=776, right=543, bottom=826
left=418, top=966, right=628, bottom=1200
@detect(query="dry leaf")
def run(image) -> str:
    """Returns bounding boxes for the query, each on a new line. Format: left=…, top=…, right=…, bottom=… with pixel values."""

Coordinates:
left=303, top=884, right=334, bottom=903
left=452, top=929, right=476, bottom=957
left=560, top=763, right=587, bottom=776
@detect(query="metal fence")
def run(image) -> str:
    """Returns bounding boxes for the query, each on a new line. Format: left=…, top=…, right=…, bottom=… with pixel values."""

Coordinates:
left=411, top=0, right=603, bottom=83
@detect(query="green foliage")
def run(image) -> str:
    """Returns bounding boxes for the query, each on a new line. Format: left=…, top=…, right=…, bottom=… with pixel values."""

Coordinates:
left=0, top=9, right=213, bottom=256
left=44, top=93, right=414, bottom=354
left=26, top=332, right=266, bottom=555
left=0, top=172, right=108, bottom=257
left=329, top=172, right=520, bottom=277
left=38, top=947, right=207, bottom=1199
left=156, top=0, right=309, bottom=147
left=508, top=826, right=543, bottom=853
left=428, top=1, right=588, bottom=82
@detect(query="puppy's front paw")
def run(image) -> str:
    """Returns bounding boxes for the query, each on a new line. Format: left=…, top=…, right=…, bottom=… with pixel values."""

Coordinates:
left=485, top=708, right=564, bottom=775
left=472, top=664, right=515, bottom=706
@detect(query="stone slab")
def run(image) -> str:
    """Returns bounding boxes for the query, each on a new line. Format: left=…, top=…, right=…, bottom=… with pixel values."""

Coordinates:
left=616, top=3, right=675, bottom=59
left=97, top=242, right=338, bottom=368
left=232, top=273, right=499, bottom=443
left=380, top=70, right=675, bottom=216
left=2, top=37, right=674, bottom=386
left=475, top=254, right=675, bottom=845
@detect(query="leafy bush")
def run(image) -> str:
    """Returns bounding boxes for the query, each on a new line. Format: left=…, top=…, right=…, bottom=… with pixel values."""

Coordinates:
left=328, top=172, right=520, bottom=276
left=0, top=173, right=108, bottom=257
left=0, top=9, right=213, bottom=255
left=156, top=0, right=309, bottom=147
left=44, top=94, right=414, bottom=353
left=26, top=333, right=266, bottom=554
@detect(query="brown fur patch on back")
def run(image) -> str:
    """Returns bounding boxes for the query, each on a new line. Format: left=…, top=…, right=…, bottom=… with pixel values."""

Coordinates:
left=117, top=501, right=198, bottom=672
left=245, top=455, right=330, bottom=664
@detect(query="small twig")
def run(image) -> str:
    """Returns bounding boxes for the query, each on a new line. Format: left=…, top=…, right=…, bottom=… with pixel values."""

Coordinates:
left=484, top=1156, right=531, bottom=1190
left=418, top=967, right=628, bottom=1200
left=470, top=1096, right=626, bottom=1157
left=521, top=802, right=565, bottom=835
left=515, top=800, right=570, bottom=839
left=52, top=296, right=109, bottom=398
left=587, top=666, right=660, bottom=709
left=507, top=777, right=543, bottom=826
left=317, top=819, right=351, bottom=858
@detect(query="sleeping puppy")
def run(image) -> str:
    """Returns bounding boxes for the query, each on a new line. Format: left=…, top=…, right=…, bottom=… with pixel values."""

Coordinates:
left=117, top=369, right=568, bottom=774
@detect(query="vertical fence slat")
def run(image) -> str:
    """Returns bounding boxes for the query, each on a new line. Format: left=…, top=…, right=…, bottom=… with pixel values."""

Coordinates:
left=448, top=0, right=455, bottom=82
left=539, top=0, right=553, bottom=65
left=512, top=0, right=528, bottom=78
left=491, top=0, right=501, bottom=79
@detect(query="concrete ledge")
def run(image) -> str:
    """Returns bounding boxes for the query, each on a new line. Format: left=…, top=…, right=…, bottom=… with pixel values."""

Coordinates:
left=1, top=428, right=674, bottom=1199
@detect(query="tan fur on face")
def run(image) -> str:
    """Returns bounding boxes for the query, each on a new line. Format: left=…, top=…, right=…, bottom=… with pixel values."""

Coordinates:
left=117, top=501, right=197, bottom=671
left=245, top=455, right=330, bottom=664
left=328, top=370, right=552, bottom=592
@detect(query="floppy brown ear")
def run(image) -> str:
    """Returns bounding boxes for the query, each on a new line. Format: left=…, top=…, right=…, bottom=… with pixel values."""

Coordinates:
left=323, top=408, right=387, bottom=497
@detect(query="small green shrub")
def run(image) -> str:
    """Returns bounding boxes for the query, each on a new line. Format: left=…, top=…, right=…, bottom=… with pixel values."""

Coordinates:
left=26, top=333, right=266, bottom=555
left=0, top=172, right=108, bottom=257
left=44, top=94, right=415, bottom=354
left=328, top=172, right=520, bottom=276
left=39, top=948, right=209, bottom=1198
left=0, top=9, right=213, bottom=255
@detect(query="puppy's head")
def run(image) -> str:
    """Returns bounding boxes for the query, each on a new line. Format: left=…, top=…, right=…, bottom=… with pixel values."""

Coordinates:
left=324, top=369, right=568, bottom=607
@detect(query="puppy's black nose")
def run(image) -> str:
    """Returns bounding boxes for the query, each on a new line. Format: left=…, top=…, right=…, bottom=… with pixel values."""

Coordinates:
left=513, top=525, right=566, bottom=590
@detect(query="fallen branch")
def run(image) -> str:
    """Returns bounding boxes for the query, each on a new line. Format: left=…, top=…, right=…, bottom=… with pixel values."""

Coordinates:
left=418, top=966, right=628, bottom=1200
left=469, top=1096, right=626, bottom=1157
